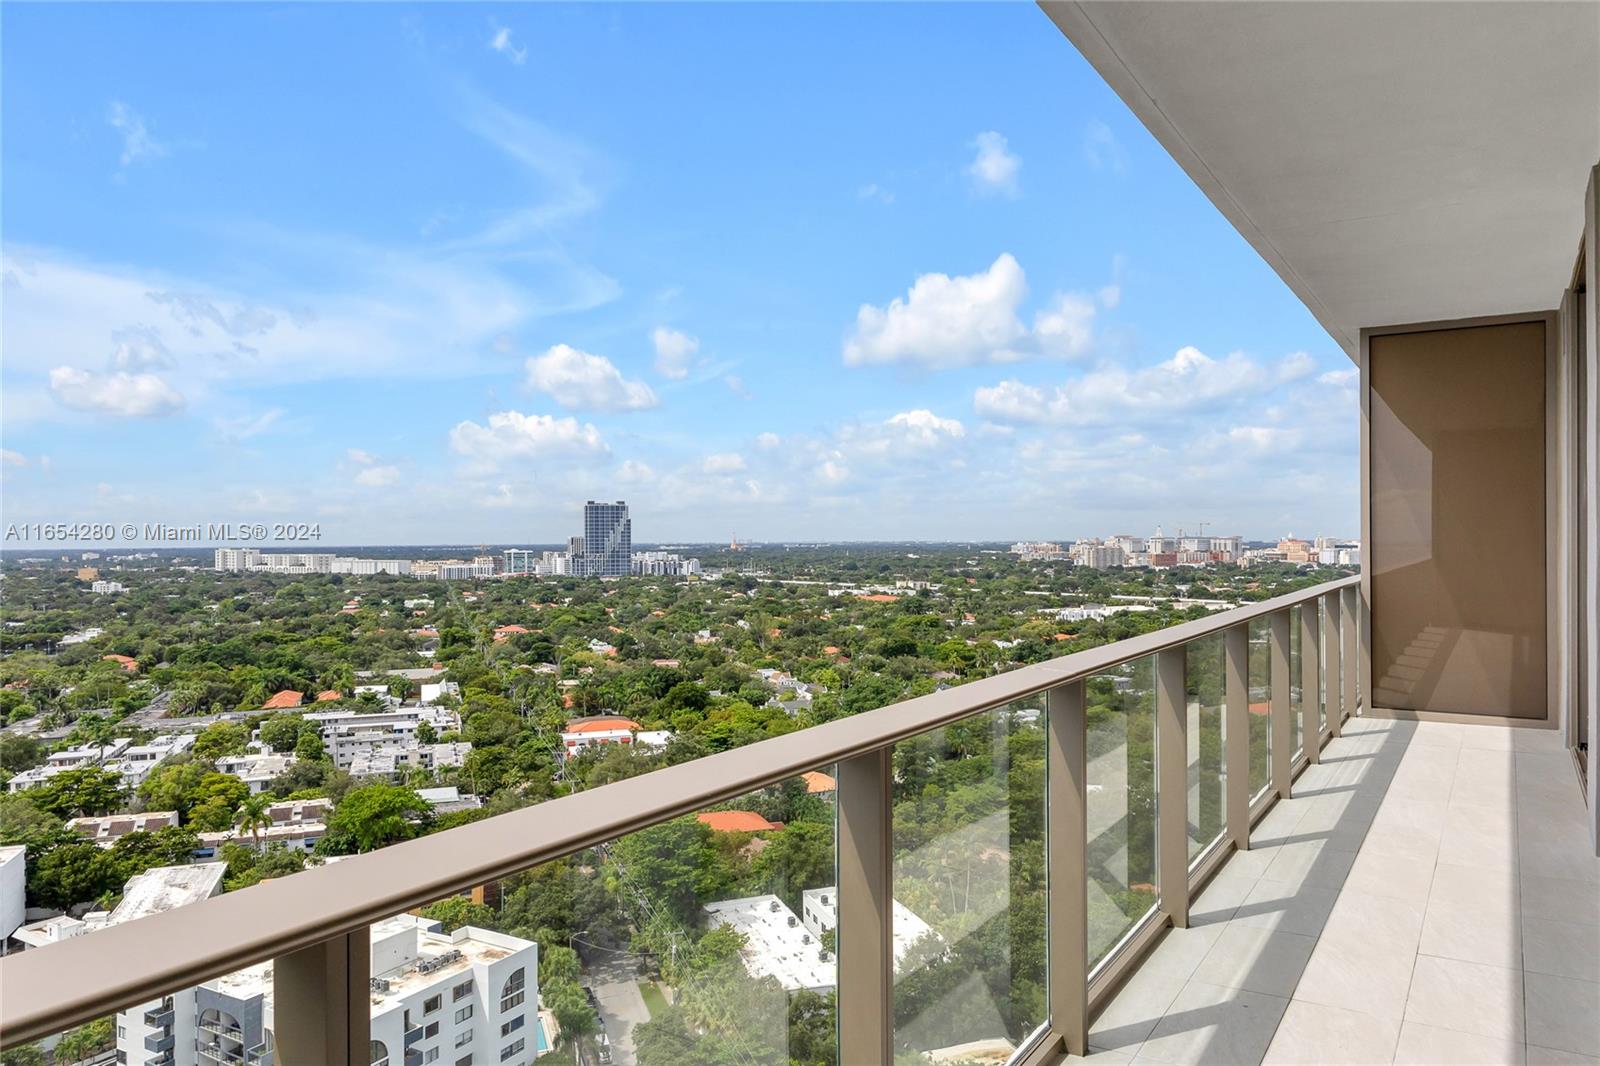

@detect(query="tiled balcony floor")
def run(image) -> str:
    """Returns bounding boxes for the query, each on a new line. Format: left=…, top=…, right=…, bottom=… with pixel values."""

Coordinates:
left=1075, top=717, right=1600, bottom=1065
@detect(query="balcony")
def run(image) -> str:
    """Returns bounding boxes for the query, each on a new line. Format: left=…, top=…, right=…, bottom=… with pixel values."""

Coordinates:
left=0, top=571, right=1594, bottom=1065
left=143, top=1003, right=174, bottom=1029
left=143, top=1029, right=175, bottom=1053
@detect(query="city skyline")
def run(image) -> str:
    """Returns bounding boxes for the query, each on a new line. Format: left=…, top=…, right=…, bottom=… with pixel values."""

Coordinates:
left=1, top=4, right=1356, bottom=543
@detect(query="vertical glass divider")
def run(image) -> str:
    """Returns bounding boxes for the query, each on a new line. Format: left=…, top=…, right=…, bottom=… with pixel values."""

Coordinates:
left=1342, top=585, right=1360, bottom=720
left=1325, top=592, right=1344, bottom=736
left=1224, top=624, right=1251, bottom=851
left=1046, top=679, right=1089, bottom=1057
left=1155, top=646, right=1189, bottom=929
left=273, top=925, right=369, bottom=1064
left=1301, top=599, right=1323, bottom=761
left=1270, top=609, right=1293, bottom=798
left=837, top=747, right=893, bottom=1065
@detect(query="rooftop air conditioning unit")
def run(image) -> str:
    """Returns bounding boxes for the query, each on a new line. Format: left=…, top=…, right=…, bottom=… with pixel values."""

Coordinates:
left=769, top=901, right=781, bottom=912
left=787, top=915, right=797, bottom=927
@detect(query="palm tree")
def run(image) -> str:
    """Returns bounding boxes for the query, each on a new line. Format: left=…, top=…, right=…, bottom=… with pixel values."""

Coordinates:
left=235, top=793, right=273, bottom=848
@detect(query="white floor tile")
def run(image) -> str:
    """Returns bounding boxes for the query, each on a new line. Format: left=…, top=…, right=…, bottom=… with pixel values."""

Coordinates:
left=1522, top=918, right=1600, bottom=983
left=1393, top=1020, right=1525, bottom=1064
left=1263, top=999, right=1401, bottom=1064
left=1403, top=954, right=1524, bottom=1042
left=1233, top=879, right=1339, bottom=938
left=1524, top=973, right=1600, bottom=1057
left=1131, top=981, right=1288, bottom=1065
left=1191, top=924, right=1316, bottom=995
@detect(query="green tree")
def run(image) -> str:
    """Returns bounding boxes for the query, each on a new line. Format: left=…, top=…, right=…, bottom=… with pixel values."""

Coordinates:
left=30, top=841, right=119, bottom=909
left=417, top=896, right=497, bottom=931
left=235, top=793, right=274, bottom=846
left=0, top=734, right=43, bottom=774
left=31, top=767, right=124, bottom=819
left=318, top=783, right=431, bottom=854
left=192, top=720, right=250, bottom=760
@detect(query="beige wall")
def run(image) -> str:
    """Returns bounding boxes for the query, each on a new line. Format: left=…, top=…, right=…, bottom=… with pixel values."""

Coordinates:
left=1367, top=321, right=1549, bottom=719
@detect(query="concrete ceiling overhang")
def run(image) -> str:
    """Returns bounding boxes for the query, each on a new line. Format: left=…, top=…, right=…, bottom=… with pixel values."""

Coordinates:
left=1042, top=1, right=1600, bottom=359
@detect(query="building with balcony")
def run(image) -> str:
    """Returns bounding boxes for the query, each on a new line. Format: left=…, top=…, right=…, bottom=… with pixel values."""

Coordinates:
left=1, top=6, right=1597, bottom=1066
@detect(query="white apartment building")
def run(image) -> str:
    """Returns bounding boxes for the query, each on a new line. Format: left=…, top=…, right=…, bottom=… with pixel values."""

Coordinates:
left=215, top=753, right=297, bottom=795
left=68, top=811, right=181, bottom=845
left=329, top=557, right=413, bottom=576
left=349, top=742, right=472, bottom=779
left=434, top=562, right=495, bottom=581
left=630, top=551, right=702, bottom=577
left=0, top=845, right=24, bottom=945
left=303, top=708, right=460, bottom=771
left=215, top=552, right=337, bottom=574
left=121, top=915, right=545, bottom=1066
left=6, top=738, right=132, bottom=793
left=91, top=580, right=127, bottom=594
left=214, top=548, right=261, bottom=572
left=105, top=733, right=198, bottom=790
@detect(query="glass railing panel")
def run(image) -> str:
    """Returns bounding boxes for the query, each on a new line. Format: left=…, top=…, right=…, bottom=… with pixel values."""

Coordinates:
left=890, top=697, right=1047, bottom=1061
left=1289, top=605, right=1304, bottom=760
left=1248, top=618, right=1272, bottom=801
left=1184, top=634, right=1227, bottom=864
left=1085, top=655, right=1158, bottom=969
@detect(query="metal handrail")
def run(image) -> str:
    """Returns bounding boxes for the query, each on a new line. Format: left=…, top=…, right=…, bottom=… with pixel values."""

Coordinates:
left=0, top=575, right=1358, bottom=1047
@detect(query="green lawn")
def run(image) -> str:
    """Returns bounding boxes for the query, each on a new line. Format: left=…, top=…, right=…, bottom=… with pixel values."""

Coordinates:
left=638, top=980, right=669, bottom=1019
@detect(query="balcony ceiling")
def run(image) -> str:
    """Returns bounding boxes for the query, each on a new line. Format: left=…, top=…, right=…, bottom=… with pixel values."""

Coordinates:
left=1043, top=1, right=1600, bottom=358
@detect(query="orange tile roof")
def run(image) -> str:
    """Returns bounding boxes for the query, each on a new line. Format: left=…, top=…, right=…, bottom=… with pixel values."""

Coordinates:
left=802, top=770, right=836, bottom=794
left=102, top=654, right=139, bottom=672
left=856, top=594, right=898, bottom=603
left=823, top=646, right=841, bottom=655
left=262, top=690, right=304, bottom=709
left=563, top=716, right=641, bottom=734
left=696, top=811, right=781, bottom=833
left=315, top=690, right=342, bottom=702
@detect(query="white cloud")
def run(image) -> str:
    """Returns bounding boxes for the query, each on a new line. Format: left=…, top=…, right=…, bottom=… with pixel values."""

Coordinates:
left=755, top=432, right=781, bottom=450
left=1098, top=284, right=1122, bottom=311
left=974, top=379, right=1048, bottom=423
left=842, top=254, right=1107, bottom=369
left=1, top=449, right=27, bottom=467
left=723, top=375, right=751, bottom=400
left=107, top=101, right=166, bottom=168
left=214, top=407, right=284, bottom=442
left=449, top=410, right=608, bottom=470
left=844, top=254, right=1028, bottom=368
left=817, top=459, right=849, bottom=485
left=354, top=464, right=400, bottom=487
left=967, top=131, right=1020, bottom=196
left=701, top=452, right=746, bottom=474
left=1084, top=120, right=1128, bottom=174
left=974, top=347, right=1319, bottom=427
left=48, top=366, right=184, bottom=417
left=1033, top=293, right=1097, bottom=359
left=651, top=327, right=698, bottom=379
left=347, top=448, right=377, bottom=465
left=885, top=409, right=966, bottom=446
left=109, top=326, right=172, bottom=369
left=618, top=459, right=656, bottom=483
left=857, top=183, right=895, bottom=205
left=525, top=344, right=658, bottom=412
left=489, top=24, right=527, bottom=65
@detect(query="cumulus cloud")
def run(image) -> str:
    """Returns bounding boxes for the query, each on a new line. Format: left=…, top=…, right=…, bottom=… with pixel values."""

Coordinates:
left=755, top=432, right=781, bottom=450
left=347, top=448, right=377, bottom=465
left=974, top=346, right=1319, bottom=427
left=885, top=409, right=965, bottom=446
left=844, top=254, right=1028, bottom=368
left=526, top=344, right=657, bottom=411
left=651, top=327, right=698, bottom=379
left=1, top=449, right=27, bottom=467
left=842, top=254, right=1109, bottom=369
left=109, top=326, right=172, bottom=370
left=355, top=465, right=400, bottom=487
left=489, top=23, right=527, bottom=64
left=449, top=410, right=607, bottom=469
left=967, top=131, right=1020, bottom=196
left=701, top=452, right=746, bottom=474
left=49, top=366, right=184, bottom=417
left=107, top=101, right=166, bottom=168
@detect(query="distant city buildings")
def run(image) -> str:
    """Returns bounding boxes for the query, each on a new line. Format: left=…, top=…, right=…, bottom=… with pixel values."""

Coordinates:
left=1009, top=529, right=1357, bottom=571
left=91, top=579, right=127, bottom=594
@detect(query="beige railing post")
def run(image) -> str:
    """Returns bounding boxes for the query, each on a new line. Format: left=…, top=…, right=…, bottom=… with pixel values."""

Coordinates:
left=273, top=927, right=369, bottom=1065
left=1155, top=646, right=1190, bottom=929
left=1224, top=624, right=1251, bottom=851
left=1324, top=592, right=1343, bottom=736
left=1046, top=680, right=1089, bottom=1057
left=1270, top=609, right=1293, bottom=798
left=1341, top=585, right=1360, bottom=719
left=837, top=748, right=893, bottom=1064
left=1301, top=603, right=1322, bottom=762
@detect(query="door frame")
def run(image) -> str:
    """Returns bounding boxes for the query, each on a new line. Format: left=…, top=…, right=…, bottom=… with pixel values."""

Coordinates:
left=1358, top=310, right=1561, bottom=729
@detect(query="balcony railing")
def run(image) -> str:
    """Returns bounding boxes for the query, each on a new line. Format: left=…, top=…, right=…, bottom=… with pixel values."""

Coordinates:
left=0, top=575, right=1362, bottom=1062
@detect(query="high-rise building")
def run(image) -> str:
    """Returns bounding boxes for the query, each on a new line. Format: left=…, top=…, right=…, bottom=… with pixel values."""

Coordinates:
left=581, top=501, right=631, bottom=577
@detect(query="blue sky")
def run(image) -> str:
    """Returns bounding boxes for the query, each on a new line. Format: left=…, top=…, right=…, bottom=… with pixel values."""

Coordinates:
left=1, top=3, right=1357, bottom=545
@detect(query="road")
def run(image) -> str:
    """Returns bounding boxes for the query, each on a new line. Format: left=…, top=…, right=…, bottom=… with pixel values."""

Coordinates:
left=585, top=954, right=650, bottom=1066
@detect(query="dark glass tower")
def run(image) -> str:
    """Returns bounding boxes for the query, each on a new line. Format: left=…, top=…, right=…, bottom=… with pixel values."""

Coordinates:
left=582, top=501, right=631, bottom=577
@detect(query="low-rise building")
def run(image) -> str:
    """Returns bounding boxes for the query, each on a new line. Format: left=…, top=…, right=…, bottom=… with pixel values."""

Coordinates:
left=557, top=716, right=642, bottom=759
left=799, top=887, right=940, bottom=973
left=701, top=895, right=834, bottom=994
left=104, top=733, right=197, bottom=790
left=68, top=811, right=181, bottom=845
left=215, top=752, right=297, bottom=795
